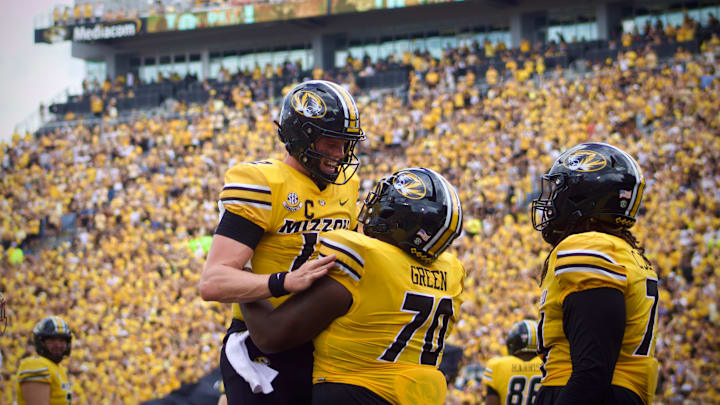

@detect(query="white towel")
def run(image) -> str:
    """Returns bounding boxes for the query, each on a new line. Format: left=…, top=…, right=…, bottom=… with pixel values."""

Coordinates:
left=225, top=331, right=279, bottom=394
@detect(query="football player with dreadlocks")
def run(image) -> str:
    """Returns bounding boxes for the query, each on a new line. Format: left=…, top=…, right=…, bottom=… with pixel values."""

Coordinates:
left=239, top=168, right=465, bottom=405
left=531, top=143, right=659, bottom=405
left=15, top=316, right=73, bottom=405
left=200, top=80, right=365, bottom=405
left=483, top=320, right=542, bottom=405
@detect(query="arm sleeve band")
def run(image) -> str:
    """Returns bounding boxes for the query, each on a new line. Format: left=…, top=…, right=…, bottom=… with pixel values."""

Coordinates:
left=214, top=210, right=264, bottom=250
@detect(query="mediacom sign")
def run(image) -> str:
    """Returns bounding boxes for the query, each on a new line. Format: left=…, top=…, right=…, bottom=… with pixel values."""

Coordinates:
left=73, top=22, right=139, bottom=41
left=34, top=19, right=144, bottom=43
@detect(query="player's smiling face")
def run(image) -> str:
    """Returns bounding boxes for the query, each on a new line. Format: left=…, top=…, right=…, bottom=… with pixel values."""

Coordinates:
left=315, top=136, right=347, bottom=175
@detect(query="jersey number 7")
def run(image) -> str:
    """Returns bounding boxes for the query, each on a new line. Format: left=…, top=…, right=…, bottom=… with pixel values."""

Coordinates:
left=633, top=278, right=659, bottom=356
left=378, top=292, right=454, bottom=366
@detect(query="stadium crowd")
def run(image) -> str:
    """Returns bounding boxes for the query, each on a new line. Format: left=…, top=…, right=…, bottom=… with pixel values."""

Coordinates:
left=2, top=16, right=720, bottom=405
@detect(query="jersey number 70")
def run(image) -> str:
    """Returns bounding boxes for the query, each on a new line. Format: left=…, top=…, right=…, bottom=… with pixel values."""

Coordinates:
left=378, top=292, right=454, bottom=366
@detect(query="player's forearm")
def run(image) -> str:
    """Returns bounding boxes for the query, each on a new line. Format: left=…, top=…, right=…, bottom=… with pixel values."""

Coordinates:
left=241, top=276, right=351, bottom=353
left=240, top=301, right=314, bottom=353
left=239, top=300, right=282, bottom=351
left=240, top=295, right=319, bottom=353
left=199, top=265, right=272, bottom=303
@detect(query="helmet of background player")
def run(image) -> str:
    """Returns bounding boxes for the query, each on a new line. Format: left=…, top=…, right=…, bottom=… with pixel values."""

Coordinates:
left=531, top=142, right=645, bottom=246
left=506, top=320, right=539, bottom=356
left=276, top=80, right=365, bottom=186
left=359, top=168, right=463, bottom=264
left=0, top=292, right=6, bottom=336
left=33, top=316, right=72, bottom=363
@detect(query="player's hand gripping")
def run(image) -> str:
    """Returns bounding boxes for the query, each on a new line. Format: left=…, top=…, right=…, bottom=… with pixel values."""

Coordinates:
left=284, top=254, right=336, bottom=293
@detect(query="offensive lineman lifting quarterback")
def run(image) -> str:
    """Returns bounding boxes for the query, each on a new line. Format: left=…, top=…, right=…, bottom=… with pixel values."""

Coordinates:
left=531, top=142, right=659, bottom=405
left=239, top=167, right=465, bottom=405
left=200, top=80, right=365, bottom=405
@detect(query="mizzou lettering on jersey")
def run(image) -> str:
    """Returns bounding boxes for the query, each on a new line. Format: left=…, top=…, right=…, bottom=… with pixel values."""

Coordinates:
left=484, top=355, right=543, bottom=405
left=277, top=218, right=351, bottom=234
left=16, top=356, right=72, bottom=405
left=537, top=231, right=659, bottom=405
left=313, top=229, right=465, bottom=405
left=218, top=159, right=359, bottom=320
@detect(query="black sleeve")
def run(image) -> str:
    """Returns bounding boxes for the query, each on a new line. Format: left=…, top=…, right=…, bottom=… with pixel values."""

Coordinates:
left=555, top=287, right=626, bottom=405
left=214, top=210, right=264, bottom=250
left=486, top=385, right=499, bottom=397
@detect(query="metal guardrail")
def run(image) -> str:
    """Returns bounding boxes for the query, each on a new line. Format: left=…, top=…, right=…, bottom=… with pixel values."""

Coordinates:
left=34, top=106, right=182, bottom=135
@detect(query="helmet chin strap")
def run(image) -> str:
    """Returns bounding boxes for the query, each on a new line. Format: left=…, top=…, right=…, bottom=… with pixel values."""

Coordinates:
left=545, top=209, right=584, bottom=246
left=299, top=152, right=332, bottom=190
left=45, top=352, right=65, bottom=364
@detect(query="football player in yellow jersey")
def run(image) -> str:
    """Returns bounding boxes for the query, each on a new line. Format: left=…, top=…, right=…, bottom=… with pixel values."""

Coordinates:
left=16, top=316, right=73, bottom=405
left=483, top=320, right=542, bottom=405
left=239, top=168, right=465, bottom=405
left=530, top=143, right=659, bottom=405
left=200, top=80, right=365, bottom=405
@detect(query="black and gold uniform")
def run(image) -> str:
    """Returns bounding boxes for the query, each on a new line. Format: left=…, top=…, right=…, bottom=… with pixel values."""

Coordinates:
left=484, top=355, right=542, bottom=405
left=537, top=232, right=659, bottom=404
left=314, top=229, right=465, bottom=405
left=484, top=320, right=543, bottom=405
left=16, top=356, right=72, bottom=405
left=531, top=143, right=658, bottom=405
left=217, top=158, right=359, bottom=404
left=214, top=80, right=364, bottom=405
left=16, top=316, right=73, bottom=405
left=219, top=158, right=359, bottom=323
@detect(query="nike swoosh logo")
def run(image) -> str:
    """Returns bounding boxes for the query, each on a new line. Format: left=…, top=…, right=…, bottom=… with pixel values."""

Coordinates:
left=339, top=199, right=349, bottom=206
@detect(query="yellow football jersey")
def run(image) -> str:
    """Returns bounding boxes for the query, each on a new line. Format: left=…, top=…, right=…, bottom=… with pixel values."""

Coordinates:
left=537, top=232, right=659, bottom=404
left=483, top=355, right=542, bottom=405
left=313, top=229, right=466, bottom=405
left=16, top=356, right=72, bottom=405
left=218, top=159, right=359, bottom=319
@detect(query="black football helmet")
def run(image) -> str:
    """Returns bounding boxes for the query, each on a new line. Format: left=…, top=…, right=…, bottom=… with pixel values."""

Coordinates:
left=276, top=80, right=365, bottom=185
left=359, top=168, right=463, bottom=263
left=531, top=142, right=645, bottom=245
left=506, top=320, right=538, bottom=356
left=33, top=316, right=72, bottom=363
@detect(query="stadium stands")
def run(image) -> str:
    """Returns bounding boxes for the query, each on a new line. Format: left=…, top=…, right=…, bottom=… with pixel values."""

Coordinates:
left=43, top=12, right=717, bottom=125
left=2, top=12, right=720, bottom=405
